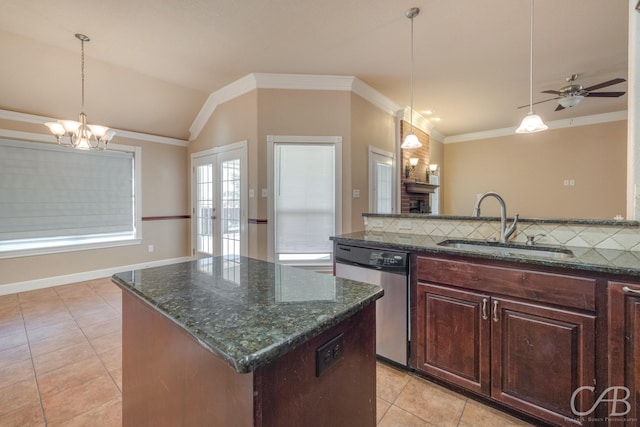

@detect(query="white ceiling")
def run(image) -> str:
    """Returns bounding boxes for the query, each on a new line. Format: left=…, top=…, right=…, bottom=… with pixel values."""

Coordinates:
left=0, top=0, right=630, bottom=140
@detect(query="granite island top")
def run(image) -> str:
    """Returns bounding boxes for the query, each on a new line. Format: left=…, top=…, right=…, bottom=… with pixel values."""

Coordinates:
left=331, top=231, right=640, bottom=279
left=112, top=256, right=383, bottom=374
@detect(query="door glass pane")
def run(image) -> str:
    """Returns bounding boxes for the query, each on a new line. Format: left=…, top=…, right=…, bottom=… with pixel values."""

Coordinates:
left=196, top=163, right=213, bottom=255
left=221, top=158, right=240, bottom=261
left=375, top=162, right=393, bottom=213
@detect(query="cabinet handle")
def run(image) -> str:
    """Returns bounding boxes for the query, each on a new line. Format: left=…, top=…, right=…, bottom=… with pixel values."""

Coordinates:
left=623, top=286, right=640, bottom=296
left=493, top=300, right=499, bottom=322
left=482, top=298, right=488, bottom=320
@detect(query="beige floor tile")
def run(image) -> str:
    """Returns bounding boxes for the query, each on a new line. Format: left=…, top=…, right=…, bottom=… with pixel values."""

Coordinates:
left=0, top=303, right=21, bottom=320
left=80, top=317, right=121, bottom=341
left=41, top=373, right=121, bottom=425
left=0, top=343, right=32, bottom=366
left=0, top=377, right=40, bottom=417
left=0, top=318, right=26, bottom=336
left=29, top=328, right=88, bottom=358
left=18, top=288, right=59, bottom=302
left=394, top=376, right=467, bottom=427
left=0, top=402, right=45, bottom=427
left=376, top=397, right=392, bottom=424
left=73, top=306, right=120, bottom=329
left=90, top=330, right=122, bottom=355
left=98, top=345, right=122, bottom=372
left=25, top=318, right=80, bottom=342
left=0, top=329, right=28, bottom=352
left=0, top=293, right=19, bottom=308
left=51, top=397, right=122, bottom=427
left=23, top=311, right=74, bottom=331
left=0, top=359, right=35, bottom=388
left=32, top=341, right=96, bottom=376
left=37, top=355, right=108, bottom=397
left=459, top=399, right=534, bottom=427
left=377, top=405, right=430, bottom=427
left=108, top=367, right=123, bottom=392
left=376, top=361, right=411, bottom=403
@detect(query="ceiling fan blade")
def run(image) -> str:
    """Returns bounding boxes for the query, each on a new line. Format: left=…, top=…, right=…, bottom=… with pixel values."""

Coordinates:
left=541, top=90, right=562, bottom=95
left=555, top=104, right=565, bottom=112
left=582, top=78, right=626, bottom=92
left=585, top=91, right=626, bottom=98
left=516, top=97, right=560, bottom=109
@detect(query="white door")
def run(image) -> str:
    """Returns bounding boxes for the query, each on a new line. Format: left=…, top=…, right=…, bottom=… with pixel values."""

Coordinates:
left=369, top=148, right=395, bottom=214
left=192, top=144, right=247, bottom=260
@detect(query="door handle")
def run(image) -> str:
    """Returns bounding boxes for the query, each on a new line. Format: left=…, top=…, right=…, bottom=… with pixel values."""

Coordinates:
left=623, top=286, right=640, bottom=296
left=481, top=298, right=488, bottom=320
left=492, top=300, right=499, bottom=322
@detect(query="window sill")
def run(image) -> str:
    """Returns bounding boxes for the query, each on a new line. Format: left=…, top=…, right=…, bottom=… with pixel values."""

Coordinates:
left=0, top=235, right=142, bottom=260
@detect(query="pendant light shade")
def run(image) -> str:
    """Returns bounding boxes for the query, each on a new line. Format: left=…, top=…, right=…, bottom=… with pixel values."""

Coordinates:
left=516, top=0, right=548, bottom=134
left=401, top=7, right=422, bottom=149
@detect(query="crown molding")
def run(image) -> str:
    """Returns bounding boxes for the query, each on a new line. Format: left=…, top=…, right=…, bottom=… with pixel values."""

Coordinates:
left=398, top=107, right=445, bottom=142
left=444, top=110, right=628, bottom=144
left=188, top=73, right=401, bottom=141
left=0, top=109, right=188, bottom=147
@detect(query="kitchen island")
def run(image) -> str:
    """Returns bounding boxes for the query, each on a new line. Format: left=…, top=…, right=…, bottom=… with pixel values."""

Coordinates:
left=112, top=256, right=383, bottom=427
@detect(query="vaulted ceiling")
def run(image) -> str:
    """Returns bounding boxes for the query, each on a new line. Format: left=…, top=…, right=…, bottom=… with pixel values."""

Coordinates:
left=0, top=0, right=629, bottom=140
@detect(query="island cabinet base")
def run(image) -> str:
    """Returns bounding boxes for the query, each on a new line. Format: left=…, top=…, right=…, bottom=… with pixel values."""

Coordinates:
left=121, top=290, right=377, bottom=427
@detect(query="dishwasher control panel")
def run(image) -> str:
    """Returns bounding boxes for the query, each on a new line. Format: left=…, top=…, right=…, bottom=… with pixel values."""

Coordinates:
left=335, top=243, right=408, bottom=274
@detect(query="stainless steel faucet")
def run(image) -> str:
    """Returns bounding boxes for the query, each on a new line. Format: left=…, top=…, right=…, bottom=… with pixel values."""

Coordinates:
left=472, top=192, right=519, bottom=244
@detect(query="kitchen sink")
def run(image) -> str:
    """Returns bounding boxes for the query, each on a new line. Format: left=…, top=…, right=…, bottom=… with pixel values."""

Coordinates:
left=437, top=239, right=574, bottom=259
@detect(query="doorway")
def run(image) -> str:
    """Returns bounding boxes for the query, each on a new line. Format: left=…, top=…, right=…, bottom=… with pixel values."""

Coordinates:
left=191, top=142, right=247, bottom=261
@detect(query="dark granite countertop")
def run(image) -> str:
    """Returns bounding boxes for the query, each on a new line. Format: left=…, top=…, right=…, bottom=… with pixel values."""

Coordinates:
left=112, top=256, right=383, bottom=374
left=331, top=231, right=640, bottom=279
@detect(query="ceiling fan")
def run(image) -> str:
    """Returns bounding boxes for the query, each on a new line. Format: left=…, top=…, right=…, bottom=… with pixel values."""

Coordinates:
left=518, top=74, right=626, bottom=111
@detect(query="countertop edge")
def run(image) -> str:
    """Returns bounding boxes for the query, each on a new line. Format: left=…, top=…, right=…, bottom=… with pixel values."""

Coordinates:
left=112, top=273, right=383, bottom=373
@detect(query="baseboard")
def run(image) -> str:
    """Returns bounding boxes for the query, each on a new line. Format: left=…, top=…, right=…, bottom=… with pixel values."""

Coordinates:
left=0, top=256, right=193, bottom=296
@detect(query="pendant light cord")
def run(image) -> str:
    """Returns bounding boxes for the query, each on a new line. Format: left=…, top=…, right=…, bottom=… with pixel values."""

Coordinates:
left=81, top=37, right=85, bottom=113
left=409, top=14, right=414, bottom=134
left=528, top=0, right=534, bottom=113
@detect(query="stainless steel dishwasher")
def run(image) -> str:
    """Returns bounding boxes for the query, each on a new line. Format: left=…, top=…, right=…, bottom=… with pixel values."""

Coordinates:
left=334, top=243, right=409, bottom=367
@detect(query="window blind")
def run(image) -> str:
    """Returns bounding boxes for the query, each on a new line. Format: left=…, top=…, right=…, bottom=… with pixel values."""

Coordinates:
left=0, top=139, right=135, bottom=245
left=274, top=144, right=335, bottom=257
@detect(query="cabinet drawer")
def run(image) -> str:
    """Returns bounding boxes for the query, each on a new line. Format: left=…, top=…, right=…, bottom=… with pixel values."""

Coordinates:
left=417, top=256, right=596, bottom=311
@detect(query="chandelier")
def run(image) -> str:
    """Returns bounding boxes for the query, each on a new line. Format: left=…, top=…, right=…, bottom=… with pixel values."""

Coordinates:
left=45, top=34, right=115, bottom=150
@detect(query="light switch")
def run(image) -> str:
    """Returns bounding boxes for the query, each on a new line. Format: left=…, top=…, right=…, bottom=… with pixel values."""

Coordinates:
left=352, top=189, right=360, bottom=198
left=249, top=188, right=255, bottom=198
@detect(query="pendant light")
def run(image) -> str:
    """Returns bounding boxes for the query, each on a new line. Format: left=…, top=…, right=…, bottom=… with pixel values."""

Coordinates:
left=401, top=7, right=422, bottom=149
left=516, top=0, right=548, bottom=134
left=45, top=34, right=115, bottom=150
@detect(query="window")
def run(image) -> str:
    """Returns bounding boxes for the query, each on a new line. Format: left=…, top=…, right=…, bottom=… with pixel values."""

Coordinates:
left=0, top=138, right=141, bottom=257
left=272, top=141, right=340, bottom=266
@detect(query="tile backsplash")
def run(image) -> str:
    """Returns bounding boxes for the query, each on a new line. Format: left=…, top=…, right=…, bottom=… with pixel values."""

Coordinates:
left=363, top=215, right=640, bottom=252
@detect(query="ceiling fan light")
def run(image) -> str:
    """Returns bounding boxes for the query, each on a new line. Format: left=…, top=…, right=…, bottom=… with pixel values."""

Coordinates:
left=401, top=133, right=421, bottom=149
left=558, top=95, right=584, bottom=108
left=516, top=112, right=548, bottom=133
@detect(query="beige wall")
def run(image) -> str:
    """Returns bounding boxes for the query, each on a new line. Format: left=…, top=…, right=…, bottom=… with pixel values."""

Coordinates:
left=0, top=119, right=190, bottom=288
left=443, top=120, right=627, bottom=219
left=350, top=93, right=396, bottom=230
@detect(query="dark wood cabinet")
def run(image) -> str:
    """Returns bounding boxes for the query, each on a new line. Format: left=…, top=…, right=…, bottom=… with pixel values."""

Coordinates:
left=414, top=256, right=597, bottom=427
left=416, top=283, right=490, bottom=394
left=491, top=297, right=595, bottom=425
left=608, top=281, right=640, bottom=425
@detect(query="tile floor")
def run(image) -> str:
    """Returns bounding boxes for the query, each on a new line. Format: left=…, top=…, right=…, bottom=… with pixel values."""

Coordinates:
left=0, top=278, right=534, bottom=426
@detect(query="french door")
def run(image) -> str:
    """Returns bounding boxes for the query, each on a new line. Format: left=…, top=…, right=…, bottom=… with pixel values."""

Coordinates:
left=369, top=147, right=395, bottom=214
left=192, top=143, right=246, bottom=261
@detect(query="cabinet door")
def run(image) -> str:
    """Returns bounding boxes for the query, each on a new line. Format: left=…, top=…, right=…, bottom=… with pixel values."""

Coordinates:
left=491, top=297, right=596, bottom=426
left=608, top=282, right=640, bottom=425
left=415, top=283, right=491, bottom=394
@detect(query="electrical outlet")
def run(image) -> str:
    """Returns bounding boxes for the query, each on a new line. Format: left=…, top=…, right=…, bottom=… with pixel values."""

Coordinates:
left=316, top=333, right=344, bottom=377
left=261, top=188, right=268, bottom=197
left=399, top=220, right=412, bottom=230
left=147, top=244, right=154, bottom=253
